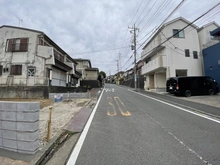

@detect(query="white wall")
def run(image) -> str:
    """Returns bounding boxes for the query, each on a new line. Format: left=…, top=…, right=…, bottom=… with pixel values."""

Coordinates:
left=198, top=23, right=219, bottom=50
left=163, top=20, right=202, bottom=77
left=155, top=72, right=166, bottom=88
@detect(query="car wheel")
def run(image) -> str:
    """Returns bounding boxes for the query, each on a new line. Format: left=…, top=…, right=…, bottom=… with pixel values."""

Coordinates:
left=184, top=90, right=191, bottom=97
left=208, top=89, right=215, bottom=95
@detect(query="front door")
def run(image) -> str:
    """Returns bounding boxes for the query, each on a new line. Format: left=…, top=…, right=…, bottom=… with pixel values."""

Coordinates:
left=27, top=67, right=36, bottom=86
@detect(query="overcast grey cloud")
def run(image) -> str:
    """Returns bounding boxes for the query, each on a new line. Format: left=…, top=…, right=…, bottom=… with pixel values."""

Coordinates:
left=1, top=0, right=220, bottom=75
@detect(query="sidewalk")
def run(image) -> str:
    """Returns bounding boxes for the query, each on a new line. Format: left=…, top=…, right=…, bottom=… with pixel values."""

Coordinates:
left=155, top=91, right=220, bottom=108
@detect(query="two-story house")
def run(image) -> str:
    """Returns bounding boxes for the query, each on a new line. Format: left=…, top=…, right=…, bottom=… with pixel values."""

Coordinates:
left=141, top=17, right=202, bottom=92
left=0, top=25, right=80, bottom=87
left=73, top=58, right=99, bottom=80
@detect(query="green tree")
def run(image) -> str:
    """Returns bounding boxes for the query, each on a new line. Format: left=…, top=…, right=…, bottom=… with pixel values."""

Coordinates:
left=99, top=71, right=106, bottom=79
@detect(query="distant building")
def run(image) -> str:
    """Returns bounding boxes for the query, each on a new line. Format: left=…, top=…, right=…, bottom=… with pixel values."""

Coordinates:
left=73, top=58, right=100, bottom=88
left=73, top=58, right=99, bottom=80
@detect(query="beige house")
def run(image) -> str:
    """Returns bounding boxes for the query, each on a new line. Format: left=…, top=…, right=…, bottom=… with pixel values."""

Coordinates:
left=73, top=58, right=99, bottom=80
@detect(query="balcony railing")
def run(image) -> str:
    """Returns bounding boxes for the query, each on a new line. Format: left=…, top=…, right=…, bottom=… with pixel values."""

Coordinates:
left=142, top=55, right=167, bottom=75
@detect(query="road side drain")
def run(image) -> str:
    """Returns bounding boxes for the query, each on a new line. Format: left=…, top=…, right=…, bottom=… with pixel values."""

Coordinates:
left=36, top=130, right=76, bottom=165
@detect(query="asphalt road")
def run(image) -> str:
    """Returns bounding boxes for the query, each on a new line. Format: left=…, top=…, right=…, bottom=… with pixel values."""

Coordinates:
left=67, top=84, right=220, bottom=165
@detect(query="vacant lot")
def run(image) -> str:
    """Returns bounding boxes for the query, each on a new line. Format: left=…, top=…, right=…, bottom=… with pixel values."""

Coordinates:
left=39, top=98, right=90, bottom=149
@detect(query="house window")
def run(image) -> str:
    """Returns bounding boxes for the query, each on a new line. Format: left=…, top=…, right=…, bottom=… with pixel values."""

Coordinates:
left=0, top=65, right=2, bottom=76
left=3, top=68, right=9, bottom=72
left=54, top=50, right=64, bottom=62
left=193, top=51, right=198, bottom=59
left=39, top=38, right=44, bottom=45
left=185, top=49, right=190, bottom=57
left=10, top=65, right=22, bottom=75
left=173, top=29, right=185, bottom=38
left=6, top=38, right=29, bottom=52
left=27, top=66, right=36, bottom=76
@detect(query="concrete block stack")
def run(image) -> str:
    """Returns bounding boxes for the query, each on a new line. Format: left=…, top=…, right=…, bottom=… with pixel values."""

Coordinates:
left=0, top=101, right=40, bottom=154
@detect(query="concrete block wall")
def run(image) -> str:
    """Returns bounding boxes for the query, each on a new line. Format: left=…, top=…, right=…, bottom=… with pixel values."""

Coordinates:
left=0, top=101, right=40, bottom=154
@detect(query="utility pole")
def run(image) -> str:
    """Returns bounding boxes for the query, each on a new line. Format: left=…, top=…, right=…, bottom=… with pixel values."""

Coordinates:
left=117, top=60, right=119, bottom=85
left=129, top=24, right=139, bottom=91
left=118, top=52, right=121, bottom=72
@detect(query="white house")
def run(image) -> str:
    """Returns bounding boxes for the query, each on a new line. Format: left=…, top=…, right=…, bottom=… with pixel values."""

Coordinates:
left=141, top=17, right=202, bottom=92
left=0, top=25, right=81, bottom=87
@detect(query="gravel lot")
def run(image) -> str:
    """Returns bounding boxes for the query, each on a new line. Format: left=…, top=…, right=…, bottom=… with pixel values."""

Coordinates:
left=39, top=99, right=90, bottom=150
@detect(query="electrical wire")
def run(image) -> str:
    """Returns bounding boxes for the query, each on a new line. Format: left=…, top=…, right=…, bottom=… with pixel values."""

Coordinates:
left=140, top=2, right=220, bottom=59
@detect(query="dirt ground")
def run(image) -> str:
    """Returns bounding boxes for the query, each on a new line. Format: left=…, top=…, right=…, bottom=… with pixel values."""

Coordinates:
left=39, top=98, right=90, bottom=149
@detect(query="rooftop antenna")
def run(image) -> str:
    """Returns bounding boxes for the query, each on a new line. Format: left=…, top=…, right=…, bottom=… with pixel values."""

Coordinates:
left=15, top=15, right=23, bottom=27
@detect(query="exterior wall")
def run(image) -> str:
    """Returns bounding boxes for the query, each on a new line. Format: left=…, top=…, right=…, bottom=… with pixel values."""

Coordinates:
left=155, top=72, right=166, bottom=88
left=198, top=23, right=219, bottom=50
left=0, top=101, right=40, bottom=154
left=84, top=70, right=98, bottom=80
left=75, top=60, right=90, bottom=69
left=203, top=43, right=220, bottom=92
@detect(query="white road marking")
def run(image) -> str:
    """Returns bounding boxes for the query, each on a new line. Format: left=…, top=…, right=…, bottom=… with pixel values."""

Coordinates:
left=128, top=89, right=220, bottom=124
left=66, top=88, right=105, bottom=165
left=104, top=88, right=115, bottom=92
left=137, top=105, right=212, bottom=165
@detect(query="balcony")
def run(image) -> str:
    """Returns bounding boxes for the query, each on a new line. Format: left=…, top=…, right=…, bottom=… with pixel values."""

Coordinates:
left=142, top=45, right=165, bottom=61
left=142, top=55, right=167, bottom=75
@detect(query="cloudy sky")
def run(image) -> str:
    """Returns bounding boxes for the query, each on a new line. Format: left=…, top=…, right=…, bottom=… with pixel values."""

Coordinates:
left=1, top=0, right=220, bottom=75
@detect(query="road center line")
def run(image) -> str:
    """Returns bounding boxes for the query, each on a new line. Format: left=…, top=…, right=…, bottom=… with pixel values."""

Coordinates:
left=128, top=89, right=220, bottom=124
left=66, top=88, right=105, bottom=165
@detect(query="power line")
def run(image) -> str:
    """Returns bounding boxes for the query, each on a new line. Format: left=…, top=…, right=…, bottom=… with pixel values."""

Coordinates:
left=128, top=0, right=145, bottom=26
left=137, top=0, right=186, bottom=52
left=118, top=0, right=147, bottom=64
left=139, top=0, right=172, bottom=35
left=136, top=0, right=159, bottom=27
left=71, top=46, right=129, bottom=55
left=140, top=2, right=220, bottom=59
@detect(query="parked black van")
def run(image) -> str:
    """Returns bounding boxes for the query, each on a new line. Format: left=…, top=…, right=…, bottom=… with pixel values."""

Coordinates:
left=166, top=76, right=218, bottom=97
